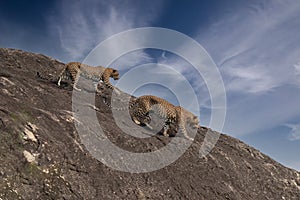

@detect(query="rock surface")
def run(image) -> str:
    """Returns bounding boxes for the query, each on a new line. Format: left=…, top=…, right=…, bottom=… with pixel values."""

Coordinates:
left=0, top=48, right=300, bottom=199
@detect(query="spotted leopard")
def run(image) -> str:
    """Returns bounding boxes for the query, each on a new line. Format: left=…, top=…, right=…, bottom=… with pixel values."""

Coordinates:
left=102, top=95, right=199, bottom=140
left=57, top=62, right=119, bottom=91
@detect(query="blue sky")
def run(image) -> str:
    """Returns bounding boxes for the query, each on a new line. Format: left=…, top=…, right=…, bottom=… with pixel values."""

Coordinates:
left=1, top=0, right=300, bottom=171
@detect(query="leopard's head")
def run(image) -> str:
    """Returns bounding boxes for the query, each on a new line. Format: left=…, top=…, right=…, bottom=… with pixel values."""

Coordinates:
left=179, top=107, right=200, bottom=129
left=108, top=68, right=119, bottom=80
left=189, top=115, right=200, bottom=129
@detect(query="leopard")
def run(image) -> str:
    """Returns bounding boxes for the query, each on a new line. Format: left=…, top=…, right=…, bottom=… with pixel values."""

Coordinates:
left=101, top=95, right=199, bottom=140
left=57, top=62, right=119, bottom=91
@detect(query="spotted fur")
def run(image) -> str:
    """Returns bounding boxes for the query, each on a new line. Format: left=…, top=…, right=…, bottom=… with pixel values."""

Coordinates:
left=104, top=95, right=199, bottom=139
left=57, top=62, right=119, bottom=91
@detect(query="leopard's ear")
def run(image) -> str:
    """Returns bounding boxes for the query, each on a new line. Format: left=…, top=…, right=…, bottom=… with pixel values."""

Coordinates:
left=112, top=69, right=117, bottom=73
left=193, top=116, right=198, bottom=119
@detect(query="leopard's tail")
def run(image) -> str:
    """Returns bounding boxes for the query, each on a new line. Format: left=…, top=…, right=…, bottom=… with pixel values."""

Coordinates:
left=57, top=67, right=68, bottom=86
left=102, top=97, right=137, bottom=111
left=36, top=72, right=48, bottom=80
left=36, top=72, right=58, bottom=84
left=84, top=99, right=136, bottom=113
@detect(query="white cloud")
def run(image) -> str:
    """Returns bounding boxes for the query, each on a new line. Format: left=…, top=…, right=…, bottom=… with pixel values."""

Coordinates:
left=286, top=123, right=300, bottom=141
left=294, top=62, right=300, bottom=76
left=185, top=0, right=300, bottom=136
left=196, top=0, right=300, bottom=94
left=293, top=62, right=300, bottom=86
left=108, top=49, right=154, bottom=71
left=48, top=0, right=164, bottom=65
left=224, top=64, right=275, bottom=93
left=156, top=54, right=210, bottom=106
left=222, top=86, right=300, bottom=136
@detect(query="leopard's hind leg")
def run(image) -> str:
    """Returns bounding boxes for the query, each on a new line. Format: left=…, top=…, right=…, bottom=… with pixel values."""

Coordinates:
left=162, top=123, right=170, bottom=136
left=178, top=121, right=193, bottom=140
left=71, top=71, right=81, bottom=91
left=131, top=107, right=153, bottom=130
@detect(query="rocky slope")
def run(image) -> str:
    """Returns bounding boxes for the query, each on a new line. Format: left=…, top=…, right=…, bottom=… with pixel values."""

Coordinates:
left=0, top=48, right=300, bottom=199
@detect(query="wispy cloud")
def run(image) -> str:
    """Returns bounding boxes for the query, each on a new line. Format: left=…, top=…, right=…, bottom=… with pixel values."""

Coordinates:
left=184, top=0, right=300, bottom=136
left=286, top=123, right=300, bottom=141
left=294, top=62, right=300, bottom=75
left=222, top=87, right=300, bottom=136
left=224, top=64, right=275, bottom=93
left=197, top=0, right=300, bottom=94
left=48, top=0, right=164, bottom=65
left=157, top=54, right=209, bottom=98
